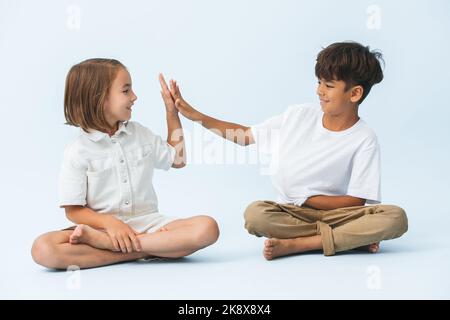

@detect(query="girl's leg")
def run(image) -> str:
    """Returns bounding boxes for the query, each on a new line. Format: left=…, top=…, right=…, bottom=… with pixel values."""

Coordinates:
left=67, top=215, right=220, bottom=259
left=31, top=230, right=148, bottom=270
left=143, top=215, right=219, bottom=257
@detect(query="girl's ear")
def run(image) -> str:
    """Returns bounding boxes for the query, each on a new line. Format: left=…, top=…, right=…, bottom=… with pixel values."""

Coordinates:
left=350, top=85, right=363, bottom=103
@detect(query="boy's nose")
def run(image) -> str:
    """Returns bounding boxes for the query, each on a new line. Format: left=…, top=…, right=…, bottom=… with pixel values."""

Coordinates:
left=316, top=86, right=323, bottom=96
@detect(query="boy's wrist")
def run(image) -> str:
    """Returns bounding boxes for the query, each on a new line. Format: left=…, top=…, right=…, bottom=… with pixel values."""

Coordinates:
left=190, top=110, right=204, bottom=122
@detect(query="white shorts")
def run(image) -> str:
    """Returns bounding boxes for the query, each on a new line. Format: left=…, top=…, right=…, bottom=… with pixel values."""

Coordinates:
left=62, top=212, right=179, bottom=234
left=119, top=212, right=179, bottom=234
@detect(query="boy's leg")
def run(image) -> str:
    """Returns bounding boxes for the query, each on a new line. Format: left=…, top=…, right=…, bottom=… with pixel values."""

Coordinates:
left=326, top=205, right=408, bottom=254
left=244, top=201, right=408, bottom=257
left=244, top=201, right=325, bottom=259
left=68, top=215, right=220, bottom=259
left=31, top=230, right=148, bottom=270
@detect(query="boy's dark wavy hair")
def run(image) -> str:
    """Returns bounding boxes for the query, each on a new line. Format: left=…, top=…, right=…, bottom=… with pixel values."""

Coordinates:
left=315, top=41, right=384, bottom=104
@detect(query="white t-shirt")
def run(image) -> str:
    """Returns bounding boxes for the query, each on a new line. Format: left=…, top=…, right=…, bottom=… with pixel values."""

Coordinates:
left=251, top=104, right=381, bottom=206
left=59, top=121, right=175, bottom=218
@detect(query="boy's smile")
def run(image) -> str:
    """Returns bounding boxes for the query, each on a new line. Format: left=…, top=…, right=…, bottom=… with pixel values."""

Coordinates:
left=317, top=78, right=362, bottom=131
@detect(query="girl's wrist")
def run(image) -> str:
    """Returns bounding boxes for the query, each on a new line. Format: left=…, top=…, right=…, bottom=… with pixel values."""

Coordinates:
left=166, top=110, right=179, bottom=118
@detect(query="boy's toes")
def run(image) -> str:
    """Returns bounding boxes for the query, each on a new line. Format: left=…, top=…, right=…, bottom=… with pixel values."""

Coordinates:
left=264, top=238, right=275, bottom=249
left=368, top=242, right=380, bottom=253
left=263, top=250, right=274, bottom=260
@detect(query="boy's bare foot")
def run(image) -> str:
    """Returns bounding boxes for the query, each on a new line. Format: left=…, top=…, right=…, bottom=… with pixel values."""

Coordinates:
left=355, top=242, right=380, bottom=253
left=69, top=224, right=115, bottom=251
left=263, top=237, right=319, bottom=260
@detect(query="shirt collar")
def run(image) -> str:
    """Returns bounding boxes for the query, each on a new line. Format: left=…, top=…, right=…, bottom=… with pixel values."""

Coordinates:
left=82, top=121, right=132, bottom=142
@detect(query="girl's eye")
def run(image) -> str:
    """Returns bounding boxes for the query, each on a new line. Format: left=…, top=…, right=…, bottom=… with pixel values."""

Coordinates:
left=123, top=90, right=129, bottom=94
left=326, top=85, right=334, bottom=88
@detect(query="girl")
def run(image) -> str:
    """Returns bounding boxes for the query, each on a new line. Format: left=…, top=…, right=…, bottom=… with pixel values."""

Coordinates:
left=31, top=58, right=219, bottom=269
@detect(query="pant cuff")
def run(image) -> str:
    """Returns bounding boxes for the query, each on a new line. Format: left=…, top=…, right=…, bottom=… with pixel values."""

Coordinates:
left=317, top=222, right=335, bottom=256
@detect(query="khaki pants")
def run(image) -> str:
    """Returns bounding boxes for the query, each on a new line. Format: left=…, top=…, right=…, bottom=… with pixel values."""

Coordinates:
left=244, top=201, right=408, bottom=256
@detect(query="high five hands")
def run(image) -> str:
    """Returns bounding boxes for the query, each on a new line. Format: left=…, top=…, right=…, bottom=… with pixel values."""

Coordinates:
left=158, top=73, right=199, bottom=120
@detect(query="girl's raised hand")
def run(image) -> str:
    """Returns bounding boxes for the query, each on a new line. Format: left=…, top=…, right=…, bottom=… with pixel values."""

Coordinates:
left=159, top=73, right=177, bottom=114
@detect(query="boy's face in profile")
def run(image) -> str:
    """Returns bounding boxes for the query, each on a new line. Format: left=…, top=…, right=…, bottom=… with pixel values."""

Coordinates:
left=104, top=67, right=138, bottom=128
left=317, top=78, right=362, bottom=114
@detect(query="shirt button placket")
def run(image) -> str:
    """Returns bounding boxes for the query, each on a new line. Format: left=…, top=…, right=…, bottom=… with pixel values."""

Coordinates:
left=116, top=142, right=132, bottom=217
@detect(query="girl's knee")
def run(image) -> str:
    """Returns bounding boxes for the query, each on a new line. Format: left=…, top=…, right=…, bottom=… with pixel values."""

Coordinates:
left=31, top=235, right=55, bottom=268
left=195, top=215, right=220, bottom=246
left=31, top=234, right=65, bottom=269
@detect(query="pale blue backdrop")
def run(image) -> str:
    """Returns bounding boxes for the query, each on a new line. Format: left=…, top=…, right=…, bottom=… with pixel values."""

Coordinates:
left=1, top=0, right=449, bottom=299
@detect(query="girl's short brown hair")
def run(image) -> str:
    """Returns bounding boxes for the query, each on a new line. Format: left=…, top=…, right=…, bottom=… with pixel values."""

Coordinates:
left=64, top=58, right=126, bottom=133
left=315, top=41, right=384, bottom=104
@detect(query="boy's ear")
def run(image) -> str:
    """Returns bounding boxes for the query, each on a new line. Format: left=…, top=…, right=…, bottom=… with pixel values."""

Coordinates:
left=350, top=85, right=364, bottom=103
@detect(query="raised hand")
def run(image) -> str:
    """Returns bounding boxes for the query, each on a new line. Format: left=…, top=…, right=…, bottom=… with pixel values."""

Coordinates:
left=169, top=81, right=200, bottom=121
left=159, top=73, right=177, bottom=114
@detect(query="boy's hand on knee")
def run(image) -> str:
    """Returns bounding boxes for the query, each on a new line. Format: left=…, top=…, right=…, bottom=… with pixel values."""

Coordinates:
left=103, top=216, right=142, bottom=253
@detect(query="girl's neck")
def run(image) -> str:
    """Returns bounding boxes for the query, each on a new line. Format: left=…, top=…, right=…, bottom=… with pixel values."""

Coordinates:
left=106, top=122, right=119, bottom=137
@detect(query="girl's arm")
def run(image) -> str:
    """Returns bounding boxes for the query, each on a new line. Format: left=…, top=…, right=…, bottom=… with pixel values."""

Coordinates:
left=170, top=81, right=254, bottom=146
left=159, top=74, right=186, bottom=168
left=65, top=205, right=112, bottom=229
left=64, top=205, right=141, bottom=253
left=303, top=195, right=366, bottom=210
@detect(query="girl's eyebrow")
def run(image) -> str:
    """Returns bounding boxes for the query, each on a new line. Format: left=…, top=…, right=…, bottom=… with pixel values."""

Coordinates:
left=122, top=83, right=131, bottom=88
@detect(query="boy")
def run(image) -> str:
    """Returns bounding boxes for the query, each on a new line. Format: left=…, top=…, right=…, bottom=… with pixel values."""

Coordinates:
left=168, top=41, right=408, bottom=260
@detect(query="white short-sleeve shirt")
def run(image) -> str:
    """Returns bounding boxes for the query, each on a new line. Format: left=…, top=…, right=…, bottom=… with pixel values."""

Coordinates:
left=251, top=104, right=381, bottom=206
left=59, top=121, right=176, bottom=219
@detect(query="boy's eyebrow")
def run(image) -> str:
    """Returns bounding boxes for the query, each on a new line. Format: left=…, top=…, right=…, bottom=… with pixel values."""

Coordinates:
left=122, top=83, right=131, bottom=88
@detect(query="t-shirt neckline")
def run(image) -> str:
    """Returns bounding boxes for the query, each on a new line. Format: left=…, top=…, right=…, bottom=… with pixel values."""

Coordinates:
left=317, top=110, right=363, bottom=136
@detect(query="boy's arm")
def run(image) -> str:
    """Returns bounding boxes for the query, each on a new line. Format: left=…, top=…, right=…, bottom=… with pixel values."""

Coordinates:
left=303, top=195, right=366, bottom=210
left=170, top=82, right=254, bottom=146
left=159, top=74, right=186, bottom=168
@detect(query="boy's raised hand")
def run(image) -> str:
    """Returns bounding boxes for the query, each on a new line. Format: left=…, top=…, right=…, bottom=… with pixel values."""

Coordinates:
left=170, top=81, right=200, bottom=121
left=159, top=73, right=177, bottom=114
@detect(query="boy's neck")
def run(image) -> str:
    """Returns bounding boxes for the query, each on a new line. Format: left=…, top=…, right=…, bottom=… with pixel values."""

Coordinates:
left=322, top=106, right=360, bottom=132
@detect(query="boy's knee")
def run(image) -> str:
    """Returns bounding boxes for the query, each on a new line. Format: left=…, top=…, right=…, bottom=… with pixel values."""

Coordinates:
left=382, top=205, right=408, bottom=236
left=243, top=201, right=271, bottom=236
left=391, top=205, right=408, bottom=234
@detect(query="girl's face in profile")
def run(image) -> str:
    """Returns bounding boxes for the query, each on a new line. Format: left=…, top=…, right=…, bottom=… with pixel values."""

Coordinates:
left=104, top=67, right=137, bottom=131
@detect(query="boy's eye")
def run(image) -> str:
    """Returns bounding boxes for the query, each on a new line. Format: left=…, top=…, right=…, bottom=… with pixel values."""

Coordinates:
left=318, top=80, right=334, bottom=88
left=123, top=90, right=129, bottom=94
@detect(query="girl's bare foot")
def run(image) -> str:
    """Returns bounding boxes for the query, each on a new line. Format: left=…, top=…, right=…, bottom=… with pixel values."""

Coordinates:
left=69, top=224, right=115, bottom=251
